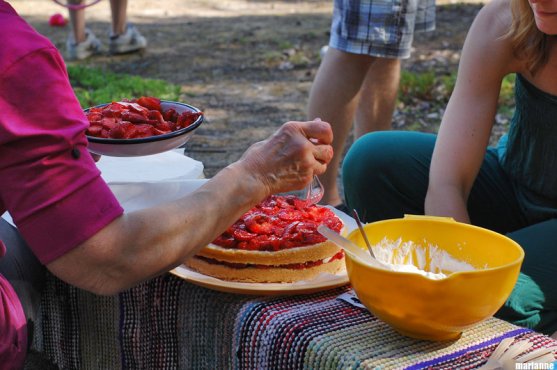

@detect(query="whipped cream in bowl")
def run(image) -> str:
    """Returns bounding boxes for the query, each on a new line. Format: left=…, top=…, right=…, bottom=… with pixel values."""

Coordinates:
left=353, top=237, right=476, bottom=280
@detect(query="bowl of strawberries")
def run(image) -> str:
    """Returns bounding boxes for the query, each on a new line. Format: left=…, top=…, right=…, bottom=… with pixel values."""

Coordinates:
left=85, top=96, right=204, bottom=157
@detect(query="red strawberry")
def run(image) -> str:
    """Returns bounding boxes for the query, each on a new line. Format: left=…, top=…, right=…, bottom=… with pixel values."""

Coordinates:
left=136, top=96, right=161, bottom=112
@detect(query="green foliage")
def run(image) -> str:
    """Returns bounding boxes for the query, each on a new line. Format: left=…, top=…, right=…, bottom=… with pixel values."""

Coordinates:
left=439, top=74, right=457, bottom=98
left=399, top=70, right=515, bottom=110
left=499, top=74, right=516, bottom=106
left=67, top=65, right=181, bottom=108
left=262, top=50, right=284, bottom=65
left=399, top=70, right=438, bottom=101
left=278, top=41, right=294, bottom=50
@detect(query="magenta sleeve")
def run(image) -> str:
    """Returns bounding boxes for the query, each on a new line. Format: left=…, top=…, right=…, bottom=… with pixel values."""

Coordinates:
left=17, top=176, right=123, bottom=264
left=0, top=47, right=124, bottom=264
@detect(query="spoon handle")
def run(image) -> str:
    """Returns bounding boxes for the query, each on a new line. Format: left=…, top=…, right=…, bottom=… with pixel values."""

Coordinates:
left=352, top=209, right=376, bottom=259
left=317, top=225, right=370, bottom=260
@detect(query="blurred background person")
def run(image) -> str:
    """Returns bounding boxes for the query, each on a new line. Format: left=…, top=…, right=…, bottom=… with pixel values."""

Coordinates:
left=66, top=0, right=147, bottom=60
left=308, top=0, right=436, bottom=211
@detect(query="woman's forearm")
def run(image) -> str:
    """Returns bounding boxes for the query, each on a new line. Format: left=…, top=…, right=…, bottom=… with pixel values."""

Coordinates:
left=47, top=120, right=334, bottom=295
left=424, top=184, right=471, bottom=224
left=47, top=164, right=268, bottom=295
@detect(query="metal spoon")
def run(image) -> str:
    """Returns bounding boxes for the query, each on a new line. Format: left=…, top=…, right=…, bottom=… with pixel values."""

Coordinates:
left=317, top=225, right=385, bottom=268
left=303, top=118, right=325, bottom=206
left=352, top=209, right=376, bottom=259
left=304, top=175, right=324, bottom=205
left=317, top=225, right=373, bottom=261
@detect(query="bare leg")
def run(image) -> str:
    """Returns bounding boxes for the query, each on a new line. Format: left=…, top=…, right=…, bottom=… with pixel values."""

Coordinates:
left=67, top=0, right=86, bottom=43
left=354, top=58, right=400, bottom=137
left=308, top=48, right=372, bottom=206
left=308, top=48, right=399, bottom=206
left=109, top=0, right=128, bottom=35
left=108, top=0, right=146, bottom=54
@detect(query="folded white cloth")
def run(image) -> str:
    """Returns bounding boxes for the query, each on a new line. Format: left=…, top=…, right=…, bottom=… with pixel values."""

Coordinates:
left=109, top=179, right=207, bottom=212
left=2, top=150, right=205, bottom=226
left=2, top=180, right=209, bottom=227
left=97, top=150, right=204, bottom=184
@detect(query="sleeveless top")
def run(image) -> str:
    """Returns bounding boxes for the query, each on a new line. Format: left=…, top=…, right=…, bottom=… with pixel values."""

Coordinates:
left=498, top=74, right=557, bottom=221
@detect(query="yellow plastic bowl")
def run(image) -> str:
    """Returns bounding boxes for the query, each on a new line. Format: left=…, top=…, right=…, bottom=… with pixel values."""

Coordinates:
left=345, top=215, right=524, bottom=341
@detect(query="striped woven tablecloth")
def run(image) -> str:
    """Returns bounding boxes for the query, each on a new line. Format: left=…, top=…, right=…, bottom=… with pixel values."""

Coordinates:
left=32, top=272, right=557, bottom=369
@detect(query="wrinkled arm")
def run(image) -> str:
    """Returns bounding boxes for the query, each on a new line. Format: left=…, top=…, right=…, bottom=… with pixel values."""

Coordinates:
left=47, top=120, right=334, bottom=295
left=425, top=0, right=517, bottom=222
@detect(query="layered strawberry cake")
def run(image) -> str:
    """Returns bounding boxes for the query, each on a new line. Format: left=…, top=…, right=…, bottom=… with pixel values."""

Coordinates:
left=185, top=195, right=345, bottom=283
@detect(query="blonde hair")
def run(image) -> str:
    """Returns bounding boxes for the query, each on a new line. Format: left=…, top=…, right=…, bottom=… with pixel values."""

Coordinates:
left=506, top=0, right=548, bottom=74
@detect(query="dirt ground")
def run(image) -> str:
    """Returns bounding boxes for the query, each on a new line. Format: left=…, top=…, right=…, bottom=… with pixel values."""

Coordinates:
left=12, top=0, right=485, bottom=178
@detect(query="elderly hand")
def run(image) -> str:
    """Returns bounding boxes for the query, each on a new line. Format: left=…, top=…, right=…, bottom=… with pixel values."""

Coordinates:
left=47, top=119, right=333, bottom=295
left=236, top=119, right=334, bottom=196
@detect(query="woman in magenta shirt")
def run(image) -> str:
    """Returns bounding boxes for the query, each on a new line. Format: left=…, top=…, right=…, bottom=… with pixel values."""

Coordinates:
left=0, top=2, right=334, bottom=367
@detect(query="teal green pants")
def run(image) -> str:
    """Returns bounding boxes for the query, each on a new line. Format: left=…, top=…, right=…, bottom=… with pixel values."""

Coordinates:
left=342, top=131, right=557, bottom=335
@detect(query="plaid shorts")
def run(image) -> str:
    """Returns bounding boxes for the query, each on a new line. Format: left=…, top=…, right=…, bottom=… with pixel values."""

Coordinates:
left=329, top=0, right=436, bottom=59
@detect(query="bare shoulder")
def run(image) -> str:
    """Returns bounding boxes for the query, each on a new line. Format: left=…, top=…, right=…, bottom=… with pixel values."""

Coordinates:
left=461, top=0, right=518, bottom=76
left=482, top=0, right=513, bottom=27
left=471, top=0, right=512, bottom=43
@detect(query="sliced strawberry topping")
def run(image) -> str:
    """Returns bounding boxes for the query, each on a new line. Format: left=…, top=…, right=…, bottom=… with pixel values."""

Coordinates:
left=85, top=96, right=202, bottom=139
left=213, top=195, right=342, bottom=251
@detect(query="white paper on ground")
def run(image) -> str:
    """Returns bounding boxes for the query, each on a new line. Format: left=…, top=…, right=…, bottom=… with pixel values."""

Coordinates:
left=337, top=291, right=367, bottom=309
left=96, top=150, right=204, bottom=184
